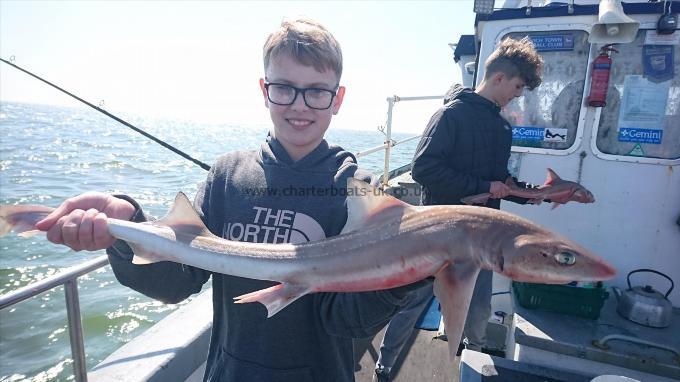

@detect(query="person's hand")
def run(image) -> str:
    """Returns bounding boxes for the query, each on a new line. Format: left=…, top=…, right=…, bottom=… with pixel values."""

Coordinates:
left=489, top=181, right=510, bottom=199
left=35, top=192, right=136, bottom=251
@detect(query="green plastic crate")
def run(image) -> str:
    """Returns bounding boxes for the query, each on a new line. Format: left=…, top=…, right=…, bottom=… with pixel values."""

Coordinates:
left=512, top=281, right=609, bottom=319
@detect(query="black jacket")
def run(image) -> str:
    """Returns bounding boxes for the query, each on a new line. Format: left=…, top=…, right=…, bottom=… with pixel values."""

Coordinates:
left=412, top=85, right=521, bottom=208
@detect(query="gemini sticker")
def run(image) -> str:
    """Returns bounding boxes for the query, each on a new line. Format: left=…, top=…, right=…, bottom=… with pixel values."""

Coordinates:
left=512, top=126, right=544, bottom=141
left=618, top=128, right=663, bottom=144
left=512, top=126, right=568, bottom=143
left=543, top=128, right=568, bottom=143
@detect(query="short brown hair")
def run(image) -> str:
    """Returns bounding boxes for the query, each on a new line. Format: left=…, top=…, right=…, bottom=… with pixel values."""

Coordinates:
left=263, top=17, right=343, bottom=81
left=484, top=37, right=543, bottom=90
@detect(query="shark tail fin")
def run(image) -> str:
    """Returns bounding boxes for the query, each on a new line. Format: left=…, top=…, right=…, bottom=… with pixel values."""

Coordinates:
left=233, top=283, right=310, bottom=318
left=0, top=205, right=54, bottom=238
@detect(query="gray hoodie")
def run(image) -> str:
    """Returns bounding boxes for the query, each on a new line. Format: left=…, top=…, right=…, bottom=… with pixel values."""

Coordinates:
left=107, top=135, right=416, bottom=382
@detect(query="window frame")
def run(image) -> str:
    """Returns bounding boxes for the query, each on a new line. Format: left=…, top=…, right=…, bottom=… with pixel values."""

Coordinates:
left=491, top=24, right=594, bottom=157
left=588, top=24, right=680, bottom=166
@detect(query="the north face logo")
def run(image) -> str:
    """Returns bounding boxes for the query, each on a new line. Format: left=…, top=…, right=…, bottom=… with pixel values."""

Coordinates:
left=222, top=207, right=325, bottom=244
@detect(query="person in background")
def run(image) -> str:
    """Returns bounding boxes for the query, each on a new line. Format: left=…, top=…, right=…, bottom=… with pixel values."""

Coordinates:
left=36, top=17, right=425, bottom=382
left=374, top=36, right=575, bottom=382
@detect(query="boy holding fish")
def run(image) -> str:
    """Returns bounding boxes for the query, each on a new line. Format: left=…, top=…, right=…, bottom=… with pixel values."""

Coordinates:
left=34, top=17, right=425, bottom=382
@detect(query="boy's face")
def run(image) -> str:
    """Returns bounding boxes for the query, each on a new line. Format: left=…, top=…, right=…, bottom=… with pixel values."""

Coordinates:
left=493, top=73, right=526, bottom=107
left=260, top=54, right=345, bottom=161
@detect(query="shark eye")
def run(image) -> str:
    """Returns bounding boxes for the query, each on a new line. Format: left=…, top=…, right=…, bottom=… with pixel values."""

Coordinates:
left=554, top=252, right=576, bottom=266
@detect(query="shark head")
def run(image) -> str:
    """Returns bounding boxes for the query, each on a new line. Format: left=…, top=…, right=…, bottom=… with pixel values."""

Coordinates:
left=497, top=228, right=615, bottom=284
left=572, top=187, right=595, bottom=204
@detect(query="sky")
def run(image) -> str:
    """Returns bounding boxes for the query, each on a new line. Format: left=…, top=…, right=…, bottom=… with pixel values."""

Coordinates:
left=0, top=1, right=476, bottom=134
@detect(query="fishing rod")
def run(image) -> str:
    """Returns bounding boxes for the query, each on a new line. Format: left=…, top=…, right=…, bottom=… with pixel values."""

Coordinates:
left=0, top=57, right=211, bottom=171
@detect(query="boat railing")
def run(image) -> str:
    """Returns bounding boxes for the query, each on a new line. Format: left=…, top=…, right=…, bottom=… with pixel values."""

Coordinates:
left=355, top=94, right=442, bottom=186
left=0, top=254, right=109, bottom=382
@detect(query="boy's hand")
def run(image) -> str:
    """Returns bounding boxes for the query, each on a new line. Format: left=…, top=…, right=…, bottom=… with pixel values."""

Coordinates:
left=35, top=192, right=136, bottom=252
left=489, top=181, right=510, bottom=199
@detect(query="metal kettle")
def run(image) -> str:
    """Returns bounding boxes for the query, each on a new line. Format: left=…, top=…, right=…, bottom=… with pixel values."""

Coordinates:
left=613, top=269, right=674, bottom=328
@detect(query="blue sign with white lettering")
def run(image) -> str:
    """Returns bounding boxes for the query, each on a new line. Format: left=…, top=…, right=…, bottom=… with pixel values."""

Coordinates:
left=618, top=128, right=663, bottom=144
left=512, top=126, right=545, bottom=141
left=529, top=34, right=574, bottom=52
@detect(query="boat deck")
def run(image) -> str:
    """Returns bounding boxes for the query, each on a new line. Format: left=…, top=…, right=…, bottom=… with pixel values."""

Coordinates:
left=184, top=326, right=459, bottom=382
left=353, top=326, right=458, bottom=382
left=91, top=288, right=460, bottom=382
left=183, top=326, right=459, bottom=382
left=92, top=285, right=680, bottom=382
left=511, top=290, right=680, bottom=381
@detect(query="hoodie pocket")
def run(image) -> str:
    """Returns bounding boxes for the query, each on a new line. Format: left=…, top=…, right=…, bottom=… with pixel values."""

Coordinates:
left=206, top=349, right=314, bottom=382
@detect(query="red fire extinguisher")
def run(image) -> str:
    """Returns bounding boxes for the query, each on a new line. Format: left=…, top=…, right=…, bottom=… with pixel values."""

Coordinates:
left=587, top=44, right=618, bottom=107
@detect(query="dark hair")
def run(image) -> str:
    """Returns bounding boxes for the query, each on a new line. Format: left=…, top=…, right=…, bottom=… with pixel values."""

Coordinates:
left=484, top=37, right=543, bottom=90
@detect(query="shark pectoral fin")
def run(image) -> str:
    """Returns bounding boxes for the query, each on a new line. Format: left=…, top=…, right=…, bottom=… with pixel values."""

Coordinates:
left=128, top=243, right=163, bottom=265
left=233, top=283, right=310, bottom=318
left=131, top=255, right=154, bottom=265
left=433, top=263, right=480, bottom=362
left=341, top=178, right=416, bottom=235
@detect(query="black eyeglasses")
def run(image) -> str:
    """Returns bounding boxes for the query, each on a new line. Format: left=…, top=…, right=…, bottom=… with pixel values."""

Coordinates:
left=264, top=82, right=338, bottom=110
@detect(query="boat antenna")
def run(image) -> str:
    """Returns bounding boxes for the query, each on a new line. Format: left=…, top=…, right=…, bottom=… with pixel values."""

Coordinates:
left=0, top=57, right=211, bottom=171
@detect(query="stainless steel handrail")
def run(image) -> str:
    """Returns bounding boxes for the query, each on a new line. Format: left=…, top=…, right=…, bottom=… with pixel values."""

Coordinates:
left=0, top=254, right=110, bottom=382
left=592, top=334, right=680, bottom=361
left=355, top=134, right=422, bottom=158
left=355, top=94, right=442, bottom=187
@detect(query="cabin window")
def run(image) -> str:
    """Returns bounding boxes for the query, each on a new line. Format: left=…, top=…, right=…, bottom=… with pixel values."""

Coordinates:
left=594, top=30, right=680, bottom=161
left=501, top=30, right=590, bottom=151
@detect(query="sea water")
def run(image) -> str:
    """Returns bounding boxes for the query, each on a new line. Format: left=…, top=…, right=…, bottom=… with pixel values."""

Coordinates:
left=0, top=101, right=419, bottom=381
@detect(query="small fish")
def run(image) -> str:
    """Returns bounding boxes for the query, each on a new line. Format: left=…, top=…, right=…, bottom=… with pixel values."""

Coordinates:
left=0, top=179, right=615, bottom=361
left=461, top=168, right=595, bottom=209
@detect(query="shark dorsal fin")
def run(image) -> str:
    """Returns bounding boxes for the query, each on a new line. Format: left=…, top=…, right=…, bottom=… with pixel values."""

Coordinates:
left=546, top=168, right=562, bottom=185
left=341, top=178, right=413, bottom=235
left=130, top=192, right=216, bottom=265
left=155, top=192, right=216, bottom=238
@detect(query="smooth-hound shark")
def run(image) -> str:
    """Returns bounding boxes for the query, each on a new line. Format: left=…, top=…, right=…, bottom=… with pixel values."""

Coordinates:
left=0, top=179, right=615, bottom=361
left=462, top=168, right=595, bottom=209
